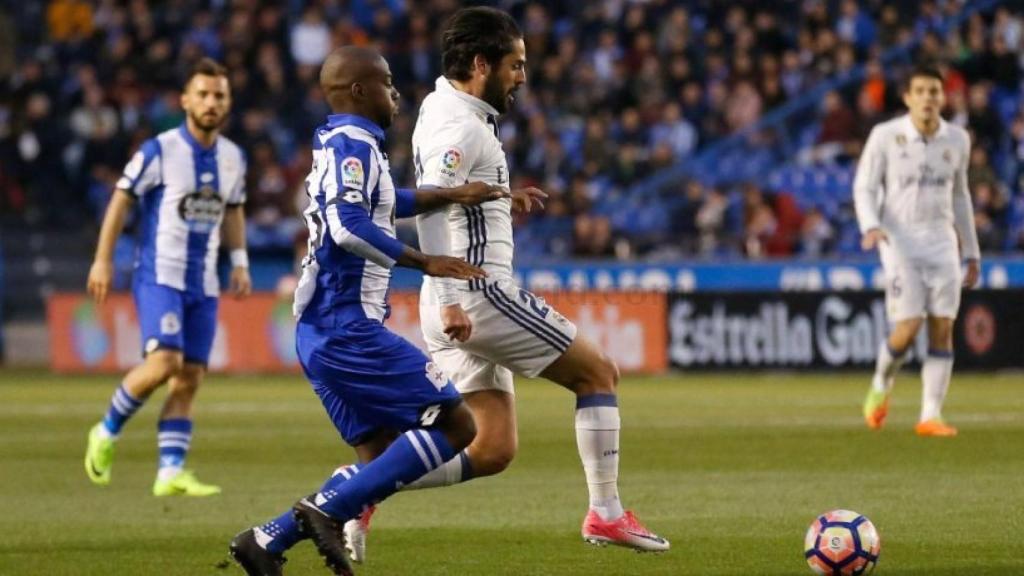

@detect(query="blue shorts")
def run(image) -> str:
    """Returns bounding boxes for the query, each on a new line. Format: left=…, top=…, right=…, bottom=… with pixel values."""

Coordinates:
left=133, top=280, right=218, bottom=365
left=296, top=319, right=461, bottom=446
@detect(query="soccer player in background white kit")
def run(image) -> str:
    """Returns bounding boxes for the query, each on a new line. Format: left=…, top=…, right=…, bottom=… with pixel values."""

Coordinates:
left=402, top=7, right=668, bottom=552
left=854, top=65, right=980, bottom=437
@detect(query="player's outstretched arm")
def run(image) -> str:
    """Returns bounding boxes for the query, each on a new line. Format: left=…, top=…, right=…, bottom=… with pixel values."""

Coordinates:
left=395, top=182, right=509, bottom=218
left=334, top=190, right=484, bottom=284
left=396, top=248, right=486, bottom=281
left=87, top=190, right=135, bottom=304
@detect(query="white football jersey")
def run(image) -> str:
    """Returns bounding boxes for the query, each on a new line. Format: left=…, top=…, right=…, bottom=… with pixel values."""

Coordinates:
left=853, top=115, right=979, bottom=260
left=413, top=76, right=514, bottom=304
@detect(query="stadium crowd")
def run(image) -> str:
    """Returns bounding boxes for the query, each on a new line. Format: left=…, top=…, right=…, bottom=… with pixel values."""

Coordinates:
left=1, top=0, right=1023, bottom=261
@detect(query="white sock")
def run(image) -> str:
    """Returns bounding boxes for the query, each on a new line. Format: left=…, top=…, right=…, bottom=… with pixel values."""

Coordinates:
left=157, top=466, right=182, bottom=481
left=576, top=395, right=623, bottom=521
left=871, top=342, right=907, bottom=393
left=403, top=451, right=472, bottom=490
left=921, top=349, right=954, bottom=422
left=95, top=424, right=116, bottom=441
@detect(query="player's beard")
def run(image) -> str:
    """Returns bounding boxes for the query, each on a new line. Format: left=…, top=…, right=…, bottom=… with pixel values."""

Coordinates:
left=189, top=110, right=224, bottom=134
left=482, top=73, right=512, bottom=114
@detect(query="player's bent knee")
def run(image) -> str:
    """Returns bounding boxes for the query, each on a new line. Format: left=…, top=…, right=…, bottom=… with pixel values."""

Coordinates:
left=604, top=356, right=621, bottom=389
left=581, top=353, right=619, bottom=395
left=169, top=374, right=201, bottom=397
left=472, top=448, right=515, bottom=476
left=146, top=351, right=184, bottom=382
left=435, top=401, right=477, bottom=452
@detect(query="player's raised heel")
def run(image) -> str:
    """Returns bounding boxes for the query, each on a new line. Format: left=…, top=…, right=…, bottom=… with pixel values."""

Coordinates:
left=84, top=423, right=115, bottom=485
left=229, top=528, right=286, bottom=576
left=292, top=497, right=355, bottom=576
left=863, top=389, right=890, bottom=430
left=343, top=504, right=375, bottom=563
left=581, top=510, right=670, bottom=553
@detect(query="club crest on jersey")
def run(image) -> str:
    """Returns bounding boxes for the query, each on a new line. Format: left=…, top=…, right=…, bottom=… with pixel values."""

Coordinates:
left=440, top=148, right=462, bottom=177
left=341, top=157, right=364, bottom=188
left=895, top=134, right=907, bottom=146
left=160, top=312, right=181, bottom=335
left=425, top=361, right=448, bottom=391
left=942, top=149, right=952, bottom=164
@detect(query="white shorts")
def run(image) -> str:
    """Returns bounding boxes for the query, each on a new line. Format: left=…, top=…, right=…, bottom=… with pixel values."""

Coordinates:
left=879, top=243, right=962, bottom=322
left=420, top=278, right=578, bottom=394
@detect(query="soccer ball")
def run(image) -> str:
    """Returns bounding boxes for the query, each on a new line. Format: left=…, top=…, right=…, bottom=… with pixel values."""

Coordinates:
left=804, top=510, right=880, bottom=575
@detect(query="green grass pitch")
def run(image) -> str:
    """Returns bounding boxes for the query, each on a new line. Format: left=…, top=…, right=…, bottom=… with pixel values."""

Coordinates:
left=1, top=369, right=1022, bottom=575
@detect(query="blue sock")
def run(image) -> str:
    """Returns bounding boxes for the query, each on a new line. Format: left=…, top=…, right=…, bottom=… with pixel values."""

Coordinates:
left=258, top=509, right=304, bottom=554
left=257, top=464, right=362, bottom=554
left=157, top=418, right=192, bottom=472
left=102, top=384, right=144, bottom=436
left=316, top=429, right=455, bottom=522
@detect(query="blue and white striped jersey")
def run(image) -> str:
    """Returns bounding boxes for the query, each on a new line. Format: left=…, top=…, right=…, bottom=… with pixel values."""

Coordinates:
left=117, top=124, right=246, bottom=296
left=294, top=114, right=412, bottom=327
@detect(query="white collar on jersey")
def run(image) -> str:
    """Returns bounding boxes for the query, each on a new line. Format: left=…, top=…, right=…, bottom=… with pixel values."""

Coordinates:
left=434, top=75, right=501, bottom=117
left=899, top=114, right=949, bottom=142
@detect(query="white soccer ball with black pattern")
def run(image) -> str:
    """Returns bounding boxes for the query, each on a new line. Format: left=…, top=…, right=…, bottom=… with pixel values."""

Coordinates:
left=804, top=510, right=880, bottom=575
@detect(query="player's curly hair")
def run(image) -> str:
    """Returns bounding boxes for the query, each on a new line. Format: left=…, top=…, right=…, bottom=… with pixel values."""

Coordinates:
left=442, top=7, right=522, bottom=82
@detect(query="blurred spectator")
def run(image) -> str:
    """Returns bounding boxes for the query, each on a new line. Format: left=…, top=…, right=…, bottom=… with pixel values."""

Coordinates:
left=800, top=90, right=857, bottom=164
left=993, top=7, right=1022, bottom=51
left=973, top=181, right=1009, bottom=252
left=290, top=7, right=330, bottom=67
left=0, top=0, right=1018, bottom=263
left=799, top=206, right=835, bottom=257
left=650, top=103, right=697, bottom=161
left=696, top=187, right=728, bottom=256
left=725, top=80, right=763, bottom=132
left=1012, top=111, right=1024, bottom=193
left=966, top=83, right=1001, bottom=152
left=742, top=185, right=778, bottom=259
left=47, top=0, right=94, bottom=44
left=836, top=0, right=876, bottom=52
left=968, top=146, right=1000, bottom=190
left=673, top=180, right=705, bottom=253
left=990, top=35, right=1021, bottom=92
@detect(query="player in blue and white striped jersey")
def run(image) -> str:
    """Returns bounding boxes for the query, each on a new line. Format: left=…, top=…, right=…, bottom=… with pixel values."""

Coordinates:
left=230, top=46, right=509, bottom=576
left=83, top=59, right=251, bottom=497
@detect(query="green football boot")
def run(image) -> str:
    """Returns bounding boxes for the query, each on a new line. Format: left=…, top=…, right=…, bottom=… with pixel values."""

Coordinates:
left=85, top=422, right=116, bottom=485
left=153, top=469, right=222, bottom=497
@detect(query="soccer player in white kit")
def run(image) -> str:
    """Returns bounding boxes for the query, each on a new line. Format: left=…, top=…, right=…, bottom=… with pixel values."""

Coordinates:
left=397, top=7, right=667, bottom=552
left=854, top=65, right=980, bottom=437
